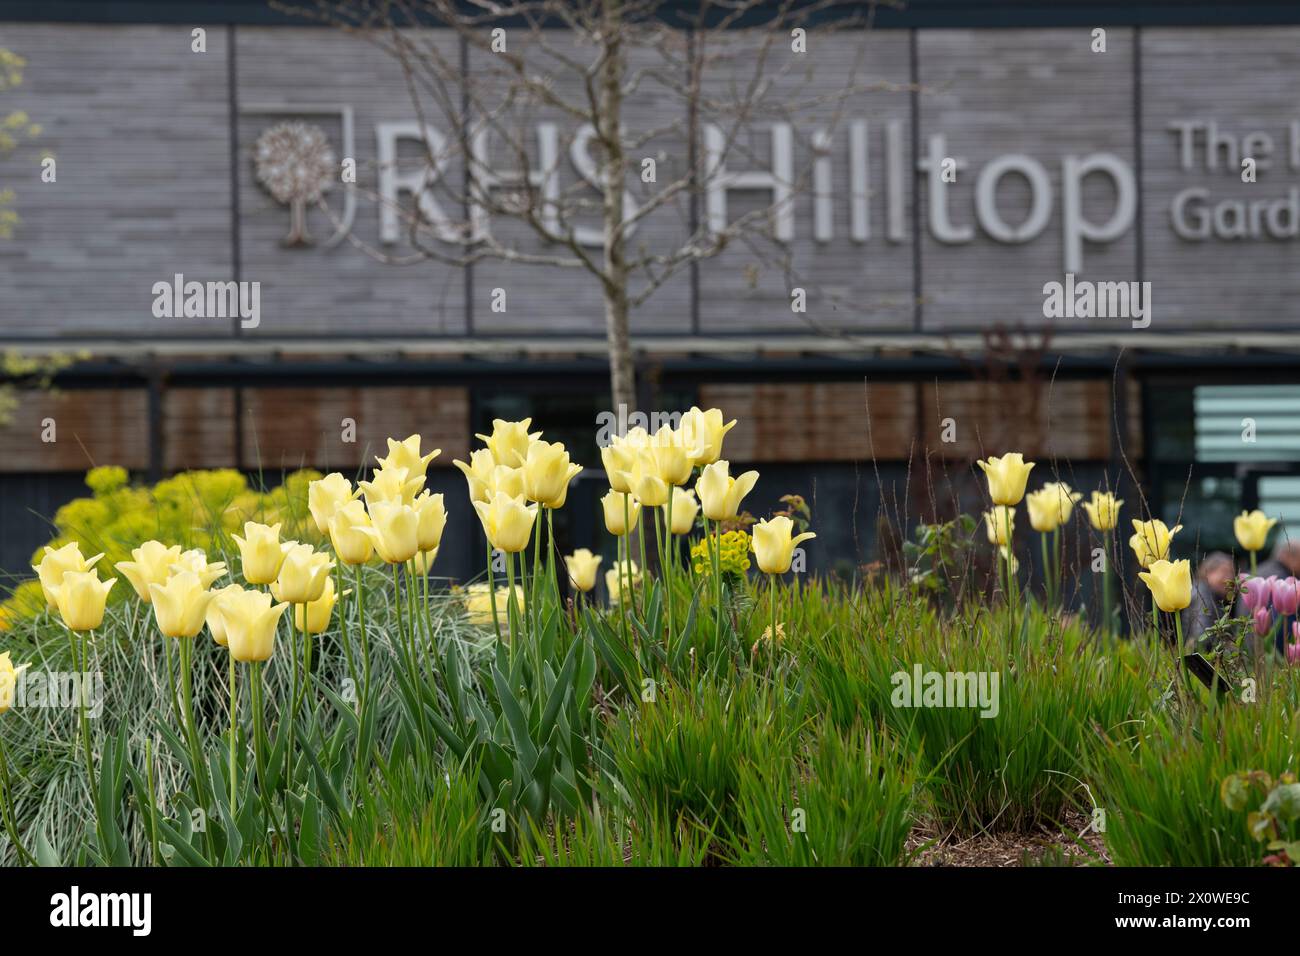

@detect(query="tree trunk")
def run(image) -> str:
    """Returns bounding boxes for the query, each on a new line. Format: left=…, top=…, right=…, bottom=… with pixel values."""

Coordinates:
left=599, top=0, right=636, bottom=415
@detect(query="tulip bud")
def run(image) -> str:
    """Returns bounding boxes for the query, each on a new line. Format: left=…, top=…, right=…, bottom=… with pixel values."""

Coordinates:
left=475, top=418, right=539, bottom=468
left=33, top=542, right=104, bottom=608
left=295, top=576, right=345, bottom=635
left=1240, top=575, right=1272, bottom=613
left=116, top=540, right=184, bottom=602
left=358, top=500, right=421, bottom=564
left=218, top=588, right=290, bottom=663
left=233, top=522, right=289, bottom=585
left=452, top=449, right=498, bottom=504
left=472, top=492, right=538, bottom=554
left=663, top=487, right=699, bottom=535
left=605, top=560, right=641, bottom=606
left=0, top=652, right=30, bottom=715
left=1253, top=606, right=1274, bottom=638
left=170, top=548, right=228, bottom=588
left=375, top=435, right=440, bottom=484
left=206, top=583, right=246, bottom=647
left=983, top=506, right=1015, bottom=546
left=600, top=441, right=636, bottom=495
left=271, top=543, right=334, bottom=604
left=1128, top=519, right=1181, bottom=569
left=50, top=571, right=115, bottom=632
left=414, top=492, right=448, bottom=553
left=695, top=461, right=760, bottom=521
left=751, top=516, right=816, bottom=575
left=1234, top=509, right=1277, bottom=553
left=1081, top=491, right=1124, bottom=532
left=1137, top=558, right=1192, bottom=613
left=564, top=549, right=603, bottom=593
left=463, top=582, right=525, bottom=627
left=329, top=500, right=374, bottom=566
left=601, top=491, right=641, bottom=536
left=680, top=406, right=737, bottom=466
left=357, top=464, right=424, bottom=507
left=628, top=451, right=670, bottom=507
left=976, top=452, right=1035, bottom=506
left=646, top=426, right=693, bottom=486
left=308, top=472, right=356, bottom=535
left=523, top=440, right=583, bottom=508
left=148, top=570, right=215, bottom=639
left=1272, top=577, right=1300, bottom=617
left=1025, top=483, right=1082, bottom=533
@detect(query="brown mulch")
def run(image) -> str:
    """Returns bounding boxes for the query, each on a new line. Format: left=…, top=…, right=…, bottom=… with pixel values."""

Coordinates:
left=906, top=809, right=1111, bottom=867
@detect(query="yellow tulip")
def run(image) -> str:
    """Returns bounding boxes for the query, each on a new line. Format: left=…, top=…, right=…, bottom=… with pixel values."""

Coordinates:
left=375, top=434, right=440, bottom=482
left=695, top=461, right=760, bottom=521
left=50, top=571, right=115, bottom=632
left=663, top=487, right=699, bottom=535
left=148, top=570, right=215, bottom=639
left=271, top=543, right=334, bottom=604
left=328, top=500, right=374, bottom=566
left=464, top=582, right=525, bottom=627
left=751, top=516, right=816, bottom=575
left=983, top=506, right=1015, bottom=546
left=1138, top=558, right=1192, bottom=613
left=116, top=540, right=183, bottom=602
left=599, top=441, right=637, bottom=495
left=976, top=452, right=1035, bottom=506
left=206, top=583, right=246, bottom=647
left=1024, top=483, right=1081, bottom=533
left=308, top=472, right=356, bottom=535
left=452, top=449, right=498, bottom=504
left=627, top=451, right=670, bottom=507
left=564, top=549, right=603, bottom=593
left=170, top=548, right=228, bottom=588
left=605, top=560, right=641, bottom=606
left=233, top=522, right=289, bottom=585
left=601, top=490, right=641, bottom=536
left=414, top=492, right=448, bottom=553
left=999, top=546, right=1020, bottom=575
left=1129, top=519, right=1182, bottom=568
left=32, top=542, right=104, bottom=607
left=524, top=440, right=583, bottom=507
left=680, top=406, right=737, bottom=466
left=1081, top=491, right=1124, bottom=532
left=0, top=651, right=29, bottom=714
left=218, top=588, right=290, bottom=663
left=646, top=425, right=693, bottom=486
left=295, top=576, right=347, bottom=635
left=1234, top=509, right=1277, bottom=553
left=358, top=500, right=421, bottom=564
left=472, top=492, right=538, bottom=554
left=475, top=418, right=540, bottom=468
left=357, top=464, right=424, bottom=507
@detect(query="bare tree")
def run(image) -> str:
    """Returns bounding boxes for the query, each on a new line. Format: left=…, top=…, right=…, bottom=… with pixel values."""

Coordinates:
left=289, top=0, right=896, bottom=412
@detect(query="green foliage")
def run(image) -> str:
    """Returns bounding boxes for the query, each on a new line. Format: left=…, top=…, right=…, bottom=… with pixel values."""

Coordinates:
left=902, top=514, right=979, bottom=603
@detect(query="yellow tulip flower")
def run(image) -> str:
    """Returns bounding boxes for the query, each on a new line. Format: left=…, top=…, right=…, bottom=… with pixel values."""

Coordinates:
left=452, top=449, right=498, bottom=504
left=328, top=500, right=374, bottom=566
left=751, top=516, right=816, bottom=575
left=271, top=543, right=334, bottom=604
left=627, top=451, right=670, bottom=507
left=233, top=521, right=289, bottom=585
left=218, top=588, right=290, bottom=663
left=32, top=542, right=104, bottom=607
left=999, top=546, right=1020, bottom=575
left=358, top=500, right=421, bottom=564
left=601, top=490, right=641, bottom=536
left=0, top=652, right=31, bottom=714
left=414, top=492, right=448, bottom=553
left=524, top=440, right=583, bottom=507
left=976, top=452, right=1035, bottom=506
left=375, top=434, right=440, bottom=482
left=695, top=460, right=760, bottom=521
left=1081, top=491, right=1124, bottom=532
left=663, top=487, right=699, bottom=535
left=605, top=560, right=641, bottom=606
left=357, top=464, right=424, bottom=507
left=983, top=506, right=1016, bottom=546
left=645, top=426, right=693, bottom=487
left=564, top=549, right=603, bottom=593
left=50, top=571, right=115, bottom=632
left=599, top=441, right=637, bottom=495
left=475, top=418, right=540, bottom=468
left=1138, top=558, right=1192, bottom=613
left=206, top=583, right=246, bottom=647
left=1129, top=519, right=1182, bottom=569
left=1234, top=509, right=1277, bottom=554
left=463, top=582, right=525, bottom=627
left=680, top=406, right=737, bottom=466
left=148, top=570, right=215, bottom=639
left=295, top=576, right=347, bottom=635
left=116, top=540, right=183, bottom=602
left=472, top=492, right=538, bottom=554
left=170, top=548, right=228, bottom=589
left=486, top=464, right=526, bottom=501
left=1024, top=483, right=1082, bottom=533
left=308, top=472, right=356, bottom=535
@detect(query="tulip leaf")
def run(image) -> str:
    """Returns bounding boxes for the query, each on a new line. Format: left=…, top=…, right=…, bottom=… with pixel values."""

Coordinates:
left=492, top=665, right=539, bottom=769
left=34, top=829, right=62, bottom=868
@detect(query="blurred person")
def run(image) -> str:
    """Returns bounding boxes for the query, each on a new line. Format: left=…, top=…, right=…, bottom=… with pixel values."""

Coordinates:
left=1184, top=551, right=1236, bottom=649
left=1251, top=536, right=1300, bottom=580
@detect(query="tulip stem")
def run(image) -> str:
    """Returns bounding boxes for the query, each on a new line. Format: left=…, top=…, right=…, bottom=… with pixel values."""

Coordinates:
left=637, top=511, right=649, bottom=618
left=530, top=512, right=542, bottom=638
left=665, top=492, right=676, bottom=642
left=251, top=661, right=266, bottom=790
left=486, top=542, right=502, bottom=645
left=0, top=730, right=35, bottom=866
left=505, top=550, right=519, bottom=646
left=1250, top=550, right=1258, bottom=574
left=616, top=528, right=631, bottom=651
left=356, top=564, right=372, bottom=710
left=229, top=652, right=238, bottom=813
left=1101, top=530, right=1113, bottom=640
left=1040, top=533, right=1052, bottom=609
left=336, top=561, right=359, bottom=711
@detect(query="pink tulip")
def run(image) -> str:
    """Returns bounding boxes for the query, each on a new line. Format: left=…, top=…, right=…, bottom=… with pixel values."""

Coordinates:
left=1253, top=606, right=1273, bottom=637
left=1287, top=630, right=1300, bottom=666
left=1274, top=577, right=1300, bottom=617
left=1241, top=576, right=1272, bottom=613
